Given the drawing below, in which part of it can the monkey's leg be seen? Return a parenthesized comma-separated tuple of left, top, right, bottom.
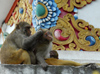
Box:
(27, 51, 36, 64)
(1, 49, 31, 64)
(19, 49, 31, 64)
(36, 52, 48, 70)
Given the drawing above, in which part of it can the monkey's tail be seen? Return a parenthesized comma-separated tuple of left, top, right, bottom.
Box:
(45, 58, 81, 66)
(46, 58, 100, 67)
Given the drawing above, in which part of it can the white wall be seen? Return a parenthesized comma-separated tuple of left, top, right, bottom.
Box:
(0, 0, 15, 26)
(78, 0, 100, 28)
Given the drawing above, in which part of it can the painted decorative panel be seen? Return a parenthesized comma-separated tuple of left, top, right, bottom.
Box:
(5, 0, 100, 51)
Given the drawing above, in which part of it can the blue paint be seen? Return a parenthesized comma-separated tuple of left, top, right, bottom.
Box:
(73, 7, 78, 13)
(80, 49, 83, 51)
(19, 8, 24, 14)
(74, 14, 78, 20)
(86, 36, 96, 46)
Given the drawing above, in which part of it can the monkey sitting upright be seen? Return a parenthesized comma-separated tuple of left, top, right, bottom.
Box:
(0, 22, 43, 64)
(24, 29, 53, 70)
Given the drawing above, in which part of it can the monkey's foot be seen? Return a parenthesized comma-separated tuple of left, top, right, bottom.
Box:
(40, 63, 48, 71)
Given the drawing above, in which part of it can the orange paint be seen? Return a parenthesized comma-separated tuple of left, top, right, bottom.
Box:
(85, 27, 88, 30)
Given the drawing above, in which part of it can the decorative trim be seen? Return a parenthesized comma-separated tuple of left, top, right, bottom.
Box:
(55, 0, 95, 12)
(32, 0, 61, 31)
(5, 0, 99, 51)
(50, 13, 100, 51)
(7, 0, 33, 25)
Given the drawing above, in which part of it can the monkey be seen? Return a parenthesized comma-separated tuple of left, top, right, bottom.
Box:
(0, 22, 43, 64)
(26, 29, 53, 70)
(50, 50, 59, 59)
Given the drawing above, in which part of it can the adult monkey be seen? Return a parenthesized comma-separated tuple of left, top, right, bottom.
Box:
(0, 22, 42, 64)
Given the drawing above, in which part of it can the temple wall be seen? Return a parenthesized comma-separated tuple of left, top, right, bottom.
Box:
(0, 64, 100, 74)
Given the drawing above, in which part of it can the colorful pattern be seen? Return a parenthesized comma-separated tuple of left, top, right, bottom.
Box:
(6, 0, 100, 51)
(32, 0, 61, 31)
(7, 0, 33, 25)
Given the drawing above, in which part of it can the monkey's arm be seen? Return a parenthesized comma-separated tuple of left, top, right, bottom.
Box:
(36, 52, 48, 68)
(22, 30, 43, 50)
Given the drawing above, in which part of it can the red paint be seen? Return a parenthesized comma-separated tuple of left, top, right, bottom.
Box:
(12, 12, 16, 19)
(0, 28, 2, 34)
(54, 29, 69, 41)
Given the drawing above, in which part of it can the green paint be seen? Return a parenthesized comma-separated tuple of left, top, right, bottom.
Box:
(36, 4, 45, 17)
(0, 44, 2, 48)
(99, 37, 100, 40)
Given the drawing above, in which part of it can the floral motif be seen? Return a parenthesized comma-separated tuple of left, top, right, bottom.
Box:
(32, 0, 61, 31)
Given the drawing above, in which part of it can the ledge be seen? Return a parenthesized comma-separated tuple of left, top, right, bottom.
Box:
(0, 64, 100, 74)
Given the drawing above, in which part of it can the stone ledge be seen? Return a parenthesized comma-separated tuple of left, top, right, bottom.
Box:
(0, 65, 100, 74)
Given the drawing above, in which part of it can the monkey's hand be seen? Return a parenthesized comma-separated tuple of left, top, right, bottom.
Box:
(40, 63, 48, 71)
(34, 30, 43, 39)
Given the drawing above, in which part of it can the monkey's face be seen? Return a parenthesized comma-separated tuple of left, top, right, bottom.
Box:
(43, 31, 53, 41)
(50, 50, 58, 59)
(16, 22, 32, 36)
(24, 26, 31, 36)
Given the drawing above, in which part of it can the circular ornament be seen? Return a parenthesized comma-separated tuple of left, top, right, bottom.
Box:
(36, 2, 48, 19)
(32, 0, 61, 31)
